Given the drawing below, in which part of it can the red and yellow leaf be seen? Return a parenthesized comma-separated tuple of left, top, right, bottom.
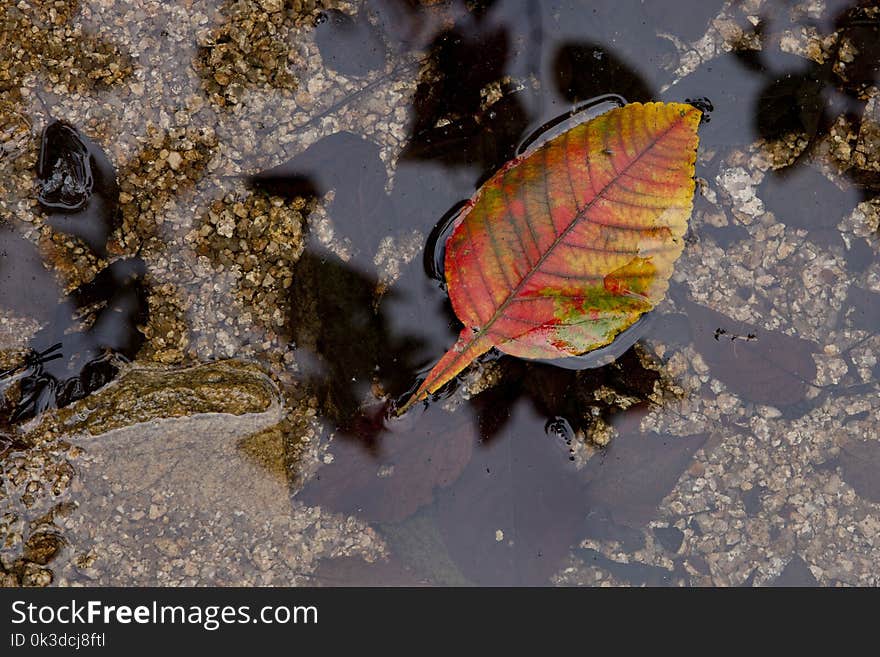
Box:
(398, 101, 701, 413)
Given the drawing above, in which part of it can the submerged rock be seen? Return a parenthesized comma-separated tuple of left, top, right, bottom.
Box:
(0, 359, 385, 586)
(51, 359, 284, 436)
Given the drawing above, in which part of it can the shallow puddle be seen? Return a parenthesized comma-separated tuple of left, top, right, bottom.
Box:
(1, 0, 879, 586)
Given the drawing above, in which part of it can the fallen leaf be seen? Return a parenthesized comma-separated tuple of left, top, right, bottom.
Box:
(682, 299, 819, 408)
(581, 425, 707, 531)
(297, 404, 474, 523)
(759, 166, 861, 249)
(838, 439, 880, 503)
(770, 555, 819, 587)
(398, 102, 702, 412)
(844, 287, 880, 331)
(576, 548, 676, 586)
(310, 555, 428, 587)
(435, 402, 585, 585)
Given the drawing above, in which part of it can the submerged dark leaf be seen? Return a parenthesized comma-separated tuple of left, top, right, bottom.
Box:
(577, 547, 676, 586)
(838, 439, 880, 503)
(435, 403, 585, 585)
(755, 69, 826, 143)
(653, 526, 685, 553)
(771, 555, 820, 587)
(310, 555, 428, 586)
(297, 405, 474, 523)
(844, 287, 880, 331)
(468, 349, 661, 445)
(760, 166, 861, 248)
(581, 411, 707, 532)
(683, 300, 818, 408)
(402, 22, 530, 174)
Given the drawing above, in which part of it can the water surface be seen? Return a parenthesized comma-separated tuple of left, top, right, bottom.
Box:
(1, 0, 878, 586)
